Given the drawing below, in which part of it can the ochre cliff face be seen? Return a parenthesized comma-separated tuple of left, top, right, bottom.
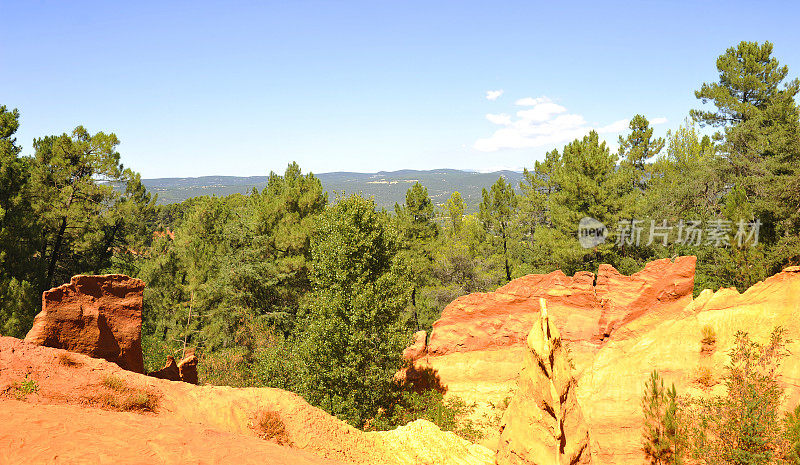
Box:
(414, 256, 696, 448)
(24, 274, 146, 373)
(413, 260, 800, 463)
(579, 265, 800, 464)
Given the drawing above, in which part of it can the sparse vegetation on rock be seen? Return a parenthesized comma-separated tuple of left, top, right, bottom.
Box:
(250, 409, 291, 445)
(10, 374, 38, 400)
(644, 327, 798, 465)
(701, 325, 717, 347)
(95, 374, 159, 413)
(642, 371, 684, 465)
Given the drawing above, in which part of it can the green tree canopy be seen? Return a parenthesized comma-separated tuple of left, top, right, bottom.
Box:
(297, 194, 411, 426)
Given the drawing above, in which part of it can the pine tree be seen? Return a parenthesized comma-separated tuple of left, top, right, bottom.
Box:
(29, 126, 130, 290)
(479, 177, 518, 282)
(0, 106, 38, 336)
(444, 191, 465, 233)
(691, 41, 800, 271)
(542, 131, 622, 272)
(642, 371, 684, 464)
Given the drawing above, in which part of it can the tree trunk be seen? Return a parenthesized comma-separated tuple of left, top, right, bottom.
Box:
(95, 220, 120, 274)
(502, 225, 511, 282)
(46, 190, 75, 289)
(45, 214, 68, 289)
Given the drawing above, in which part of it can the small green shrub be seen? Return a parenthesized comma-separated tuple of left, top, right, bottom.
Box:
(489, 395, 513, 426)
(701, 325, 717, 346)
(11, 374, 38, 399)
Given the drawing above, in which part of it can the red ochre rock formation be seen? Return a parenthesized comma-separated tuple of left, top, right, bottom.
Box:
(413, 256, 696, 449)
(579, 265, 800, 463)
(147, 350, 198, 384)
(409, 259, 800, 463)
(24, 274, 146, 373)
(427, 256, 696, 358)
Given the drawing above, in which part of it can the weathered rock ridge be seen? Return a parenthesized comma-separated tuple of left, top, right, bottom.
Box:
(427, 256, 696, 359)
(579, 265, 800, 463)
(24, 274, 146, 373)
(148, 349, 199, 384)
(412, 256, 696, 448)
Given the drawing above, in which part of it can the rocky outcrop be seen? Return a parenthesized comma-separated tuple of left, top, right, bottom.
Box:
(414, 257, 696, 448)
(496, 299, 590, 465)
(407, 259, 800, 463)
(177, 349, 198, 384)
(427, 256, 696, 359)
(24, 274, 145, 373)
(148, 349, 198, 384)
(148, 356, 181, 381)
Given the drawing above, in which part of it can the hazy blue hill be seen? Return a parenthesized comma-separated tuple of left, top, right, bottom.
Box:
(143, 169, 525, 211)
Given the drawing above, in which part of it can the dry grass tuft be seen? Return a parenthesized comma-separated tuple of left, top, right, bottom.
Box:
(57, 353, 82, 367)
(250, 409, 291, 445)
(90, 374, 159, 413)
(118, 392, 159, 412)
(695, 366, 715, 388)
(102, 374, 127, 392)
(701, 325, 717, 346)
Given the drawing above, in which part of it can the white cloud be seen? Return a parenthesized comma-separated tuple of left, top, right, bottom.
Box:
(486, 113, 513, 125)
(474, 96, 632, 152)
(515, 97, 549, 106)
(651, 117, 668, 125)
(516, 101, 567, 122)
(485, 90, 504, 101)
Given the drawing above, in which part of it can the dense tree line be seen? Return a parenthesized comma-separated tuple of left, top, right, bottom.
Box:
(1, 40, 798, 432)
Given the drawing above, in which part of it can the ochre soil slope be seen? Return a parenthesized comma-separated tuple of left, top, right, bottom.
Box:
(0, 337, 492, 465)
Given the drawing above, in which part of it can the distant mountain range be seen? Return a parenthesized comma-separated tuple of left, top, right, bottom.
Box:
(142, 169, 526, 211)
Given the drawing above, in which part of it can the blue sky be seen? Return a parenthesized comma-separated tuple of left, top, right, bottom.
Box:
(2, 0, 799, 178)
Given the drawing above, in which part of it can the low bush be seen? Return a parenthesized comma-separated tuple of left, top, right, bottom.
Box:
(700, 325, 717, 346)
(368, 389, 482, 441)
(250, 409, 290, 445)
(695, 366, 714, 387)
(11, 374, 38, 400)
